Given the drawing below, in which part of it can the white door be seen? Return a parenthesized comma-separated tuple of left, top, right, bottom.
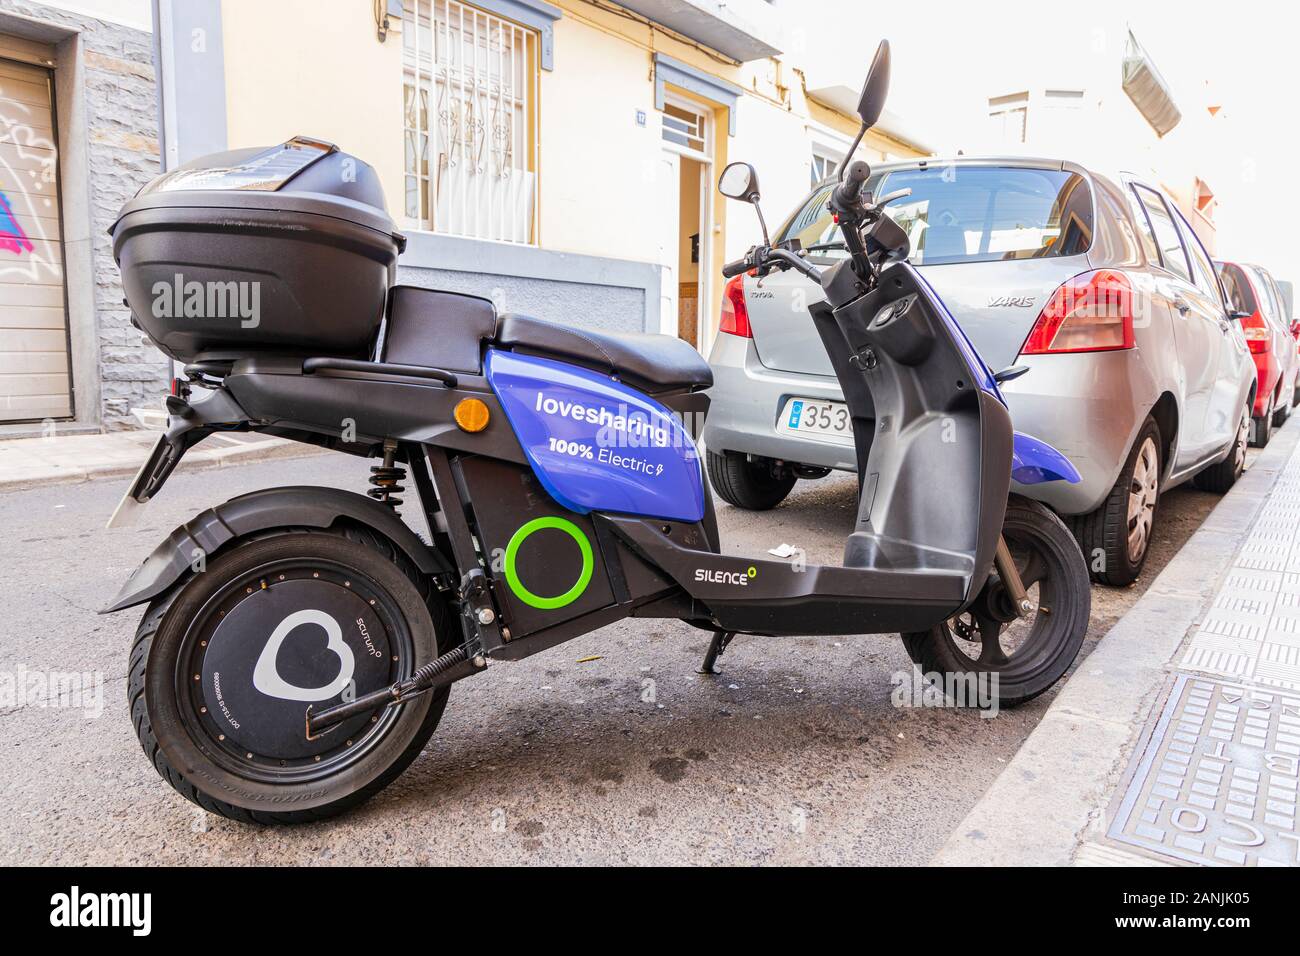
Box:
(0, 56, 69, 422)
(656, 150, 680, 337)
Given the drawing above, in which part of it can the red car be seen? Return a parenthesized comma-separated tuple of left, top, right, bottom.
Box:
(1216, 261, 1300, 447)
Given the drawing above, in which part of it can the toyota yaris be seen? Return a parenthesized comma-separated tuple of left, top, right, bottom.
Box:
(704, 158, 1257, 585)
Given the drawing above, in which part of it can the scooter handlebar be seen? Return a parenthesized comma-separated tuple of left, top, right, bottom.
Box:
(721, 257, 751, 279)
(834, 160, 871, 209)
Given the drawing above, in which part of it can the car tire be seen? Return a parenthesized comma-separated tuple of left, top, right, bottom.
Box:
(1193, 400, 1249, 494)
(1252, 391, 1274, 447)
(1071, 416, 1161, 587)
(706, 449, 796, 510)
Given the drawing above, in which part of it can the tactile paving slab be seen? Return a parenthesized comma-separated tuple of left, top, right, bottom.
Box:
(1108, 674, 1300, 866)
(1180, 465, 1300, 691)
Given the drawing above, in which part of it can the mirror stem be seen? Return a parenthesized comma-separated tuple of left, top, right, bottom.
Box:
(840, 124, 867, 179)
(754, 202, 770, 244)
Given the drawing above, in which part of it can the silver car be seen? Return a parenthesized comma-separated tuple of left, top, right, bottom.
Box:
(704, 157, 1257, 586)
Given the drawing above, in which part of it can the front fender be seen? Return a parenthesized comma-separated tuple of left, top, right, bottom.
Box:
(102, 486, 452, 613)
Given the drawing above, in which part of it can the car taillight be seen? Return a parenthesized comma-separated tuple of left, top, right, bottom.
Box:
(1020, 270, 1136, 355)
(1240, 312, 1270, 354)
(719, 273, 752, 338)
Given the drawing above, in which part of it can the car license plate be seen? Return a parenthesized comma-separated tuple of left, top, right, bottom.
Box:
(778, 398, 853, 444)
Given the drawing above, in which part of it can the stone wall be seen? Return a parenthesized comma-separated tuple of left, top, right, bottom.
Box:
(7, 1, 165, 429)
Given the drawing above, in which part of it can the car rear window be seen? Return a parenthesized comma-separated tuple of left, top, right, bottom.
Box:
(777, 165, 1094, 266)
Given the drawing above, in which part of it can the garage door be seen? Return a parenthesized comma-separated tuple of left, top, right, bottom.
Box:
(0, 54, 70, 422)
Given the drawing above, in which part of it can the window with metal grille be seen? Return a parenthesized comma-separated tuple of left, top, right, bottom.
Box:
(403, 0, 537, 243)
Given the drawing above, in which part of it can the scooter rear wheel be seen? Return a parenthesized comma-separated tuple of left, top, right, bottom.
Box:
(127, 525, 452, 823)
(901, 498, 1090, 708)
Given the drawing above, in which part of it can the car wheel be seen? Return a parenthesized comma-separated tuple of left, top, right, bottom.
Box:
(1071, 416, 1161, 587)
(705, 449, 797, 510)
(1193, 400, 1249, 494)
(1252, 391, 1274, 447)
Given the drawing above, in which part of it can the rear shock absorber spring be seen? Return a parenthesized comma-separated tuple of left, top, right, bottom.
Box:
(368, 438, 406, 514)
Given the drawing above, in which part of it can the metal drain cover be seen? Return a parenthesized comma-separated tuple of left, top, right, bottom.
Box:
(1108, 673, 1300, 866)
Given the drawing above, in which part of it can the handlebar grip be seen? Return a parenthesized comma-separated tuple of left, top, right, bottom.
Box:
(721, 258, 750, 279)
(834, 160, 871, 206)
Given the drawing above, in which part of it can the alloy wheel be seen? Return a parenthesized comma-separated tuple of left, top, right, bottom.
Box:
(1233, 411, 1249, 474)
(1127, 437, 1159, 564)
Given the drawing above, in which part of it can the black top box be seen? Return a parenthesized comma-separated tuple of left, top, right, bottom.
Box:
(111, 137, 405, 363)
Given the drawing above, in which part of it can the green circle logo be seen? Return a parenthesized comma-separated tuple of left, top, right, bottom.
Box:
(503, 517, 594, 610)
(747, 566, 757, 579)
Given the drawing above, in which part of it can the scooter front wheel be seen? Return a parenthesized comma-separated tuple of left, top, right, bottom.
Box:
(127, 525, 452, 823)
(901, 498, 1090, 708)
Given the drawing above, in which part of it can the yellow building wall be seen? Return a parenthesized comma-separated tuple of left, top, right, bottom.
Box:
(214, 0, 924, 334)
(220, 0, 406, 213)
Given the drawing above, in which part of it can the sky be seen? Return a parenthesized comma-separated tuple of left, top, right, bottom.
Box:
(785, 0, 1300, 291)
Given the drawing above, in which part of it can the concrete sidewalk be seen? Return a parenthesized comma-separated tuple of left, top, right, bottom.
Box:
(935, 422, 1300, 867)
(0, 427, 323, 493)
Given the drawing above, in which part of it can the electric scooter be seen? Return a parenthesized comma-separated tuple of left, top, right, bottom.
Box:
(103, 41, 1090, 822)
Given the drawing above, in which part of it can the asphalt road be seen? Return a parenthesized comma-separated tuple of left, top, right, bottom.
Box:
(0, 447, 1238, 864)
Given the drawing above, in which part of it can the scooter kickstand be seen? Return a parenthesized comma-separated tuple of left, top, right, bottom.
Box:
(699, 630, 736, 675)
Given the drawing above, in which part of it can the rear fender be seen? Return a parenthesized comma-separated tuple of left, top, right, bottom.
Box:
(102, 486, 452, 613)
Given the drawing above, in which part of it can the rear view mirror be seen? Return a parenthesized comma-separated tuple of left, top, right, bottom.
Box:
(719, 162, 760, 203)
(857, 40, 891, 128)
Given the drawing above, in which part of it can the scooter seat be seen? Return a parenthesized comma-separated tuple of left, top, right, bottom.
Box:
(496, 313, 712, 393)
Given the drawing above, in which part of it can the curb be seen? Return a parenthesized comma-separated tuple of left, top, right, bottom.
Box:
(931, 421, 1300, 866)
(0, 433, 325, 494)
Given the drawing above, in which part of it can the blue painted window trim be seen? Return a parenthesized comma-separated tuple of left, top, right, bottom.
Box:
(653, 52, 742, 136)
(471, 0, 561, 71)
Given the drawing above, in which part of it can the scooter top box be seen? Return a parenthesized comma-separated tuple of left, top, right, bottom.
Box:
(111, 137, 406, 363)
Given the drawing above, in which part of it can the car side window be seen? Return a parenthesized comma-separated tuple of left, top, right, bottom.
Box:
(1172, 206, 1223, 303)
(1251, 267, 1282, 323)
(1132, 185, 1191, 283)
(1126, 189, 1161, 265)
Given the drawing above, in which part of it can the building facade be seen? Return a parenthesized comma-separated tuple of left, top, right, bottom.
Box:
(0, 0, 163, 432)
(976, 23, 1221, 253)
(157, 0, 924, 362)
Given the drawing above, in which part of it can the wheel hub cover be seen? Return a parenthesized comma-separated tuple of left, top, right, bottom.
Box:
(200, 579, 393, 760)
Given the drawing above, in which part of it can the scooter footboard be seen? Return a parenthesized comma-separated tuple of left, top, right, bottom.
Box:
(605, 515, 966, 635)
(830, 263, 1013, 603)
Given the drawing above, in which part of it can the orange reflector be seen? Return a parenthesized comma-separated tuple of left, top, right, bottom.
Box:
(454, 398, 490, 432)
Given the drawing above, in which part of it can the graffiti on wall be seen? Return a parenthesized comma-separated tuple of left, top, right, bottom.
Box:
(0, 82, 62, 283)
(0, 192, 33, 256)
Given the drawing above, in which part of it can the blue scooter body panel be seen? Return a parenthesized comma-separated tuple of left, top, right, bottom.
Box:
(1012, 431, 1082, 485)
(485, 349, 706, 522)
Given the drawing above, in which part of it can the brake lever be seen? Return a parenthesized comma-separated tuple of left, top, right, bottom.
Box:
(873, 187, 912, 208)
